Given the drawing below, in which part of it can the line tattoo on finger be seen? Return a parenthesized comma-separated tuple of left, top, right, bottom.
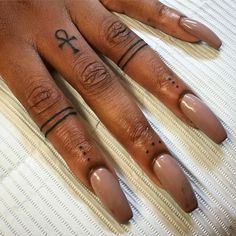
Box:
(40, 106, 77, 137)
(55, 29, 79, 54)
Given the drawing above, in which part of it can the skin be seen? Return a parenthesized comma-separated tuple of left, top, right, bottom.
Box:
(0, 0, 226, 223)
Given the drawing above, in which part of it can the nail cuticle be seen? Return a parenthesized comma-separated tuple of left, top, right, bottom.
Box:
(178, 91, 196, 107)
(151, 152, 169, 166)
(89, 164, 108, 181)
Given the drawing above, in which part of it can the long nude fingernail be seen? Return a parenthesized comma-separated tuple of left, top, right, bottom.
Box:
(90, 167, 133, 223)
(153, 154, 197, 212)
(179, 17, 222, 49)
(180, 94, 227, 143)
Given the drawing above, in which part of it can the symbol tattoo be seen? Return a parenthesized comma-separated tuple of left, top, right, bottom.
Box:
(55, 29, 79, 54)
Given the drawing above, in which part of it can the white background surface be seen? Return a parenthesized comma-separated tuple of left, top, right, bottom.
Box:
(0, 0, 236, 235)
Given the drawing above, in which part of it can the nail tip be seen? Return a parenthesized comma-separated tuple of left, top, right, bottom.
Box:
(118, 210, 133, 224)
(179, 185, 198, 213)
(215, 131, 227, 144)
(215, 40, 222, 50)
(184, 200, 198, 213)
(211, 38, 222, 50)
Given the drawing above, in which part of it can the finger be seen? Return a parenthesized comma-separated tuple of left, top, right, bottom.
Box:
(36, 17, 197, 212)
(0, 43, 132, 223)
(100, 0, 222, 49)
(67, 0, 227, 144)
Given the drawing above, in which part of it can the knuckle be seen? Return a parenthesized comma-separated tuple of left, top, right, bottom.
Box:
(156, 3, 168, 17)
(79, 61, 112, 94)
(59, 128, 93, 165)
(26, 79, 62, 115)
(149, 56, 171, 91)
(102, 18, 132, 47)
(129, 122, 150, 144)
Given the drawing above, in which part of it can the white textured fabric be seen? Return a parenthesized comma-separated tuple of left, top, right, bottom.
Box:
(0, 0, 236, 235)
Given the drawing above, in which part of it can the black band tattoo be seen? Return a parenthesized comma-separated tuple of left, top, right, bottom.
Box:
(40, 106, 73, 131)
(117, 39, 143, 66)
(117, 39, 148, 70)
(55, 29, 79, 54)
(40, 107, 77, 137)
(44, 112, 77, 138)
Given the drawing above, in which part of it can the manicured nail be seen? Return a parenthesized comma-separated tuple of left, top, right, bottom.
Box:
(90, 168, 133, 223)
(179, 17, 222, 49)
(153, 154, 197, 212)
(180, 94, 227, 143)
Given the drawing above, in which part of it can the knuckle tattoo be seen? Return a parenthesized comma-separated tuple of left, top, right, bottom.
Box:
(103, 19, 132, 47)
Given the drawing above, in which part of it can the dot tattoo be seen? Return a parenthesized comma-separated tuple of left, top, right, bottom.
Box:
(55, 29, 79, 54)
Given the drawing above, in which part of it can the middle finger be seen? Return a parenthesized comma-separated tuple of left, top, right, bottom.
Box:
(36, 8, 197, 211)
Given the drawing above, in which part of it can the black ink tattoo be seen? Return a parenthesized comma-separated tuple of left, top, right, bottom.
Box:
(40, 106, 73, 132)
(116, 39, 148, 70)
(44, 111, 77, 137)
(55, 29, 79, 54)
(40, 106, 77, 137)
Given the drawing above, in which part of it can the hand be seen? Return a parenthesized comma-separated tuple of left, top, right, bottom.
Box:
(0, 0, 226, 223)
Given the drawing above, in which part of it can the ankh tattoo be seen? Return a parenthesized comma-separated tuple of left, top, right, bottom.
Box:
(55, 29, 79, 54)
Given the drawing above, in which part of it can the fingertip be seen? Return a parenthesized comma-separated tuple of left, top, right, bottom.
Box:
(90, 167, 133, 224)
(179, 17, 222, 49)
(180, 94, 227, 144)
(153, 154, 198, 212)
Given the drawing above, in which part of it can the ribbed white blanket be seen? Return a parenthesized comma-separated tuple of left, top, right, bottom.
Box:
(0, 0, 235, 235)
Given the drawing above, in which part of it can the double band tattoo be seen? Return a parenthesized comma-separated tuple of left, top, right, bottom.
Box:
(55, 29, 79, 54)
(117, 39, 148, 70)
(40, 106, 77, 137)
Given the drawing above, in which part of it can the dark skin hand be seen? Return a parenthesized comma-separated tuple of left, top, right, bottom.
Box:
(0, 0, 227, 223)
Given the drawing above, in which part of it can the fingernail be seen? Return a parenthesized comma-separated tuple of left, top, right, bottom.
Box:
(153, 154, 197, 212)
(180, 94, 227, 143)
(179, 17, 222, 49)
(90, 168, 133, 223)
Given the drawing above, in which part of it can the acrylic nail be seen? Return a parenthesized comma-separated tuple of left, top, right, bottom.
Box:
(90, 167, 133, 223)
(153, 154, 198, 212)
(180, 94, 227, 143)
(179, 17, 222, 49)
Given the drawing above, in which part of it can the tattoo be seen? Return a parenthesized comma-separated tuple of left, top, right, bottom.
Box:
(40, 106, 77, 137)
(44, 111, 77, 137)
(55, 29, 79, 54)
(117, 39, 148, 70)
